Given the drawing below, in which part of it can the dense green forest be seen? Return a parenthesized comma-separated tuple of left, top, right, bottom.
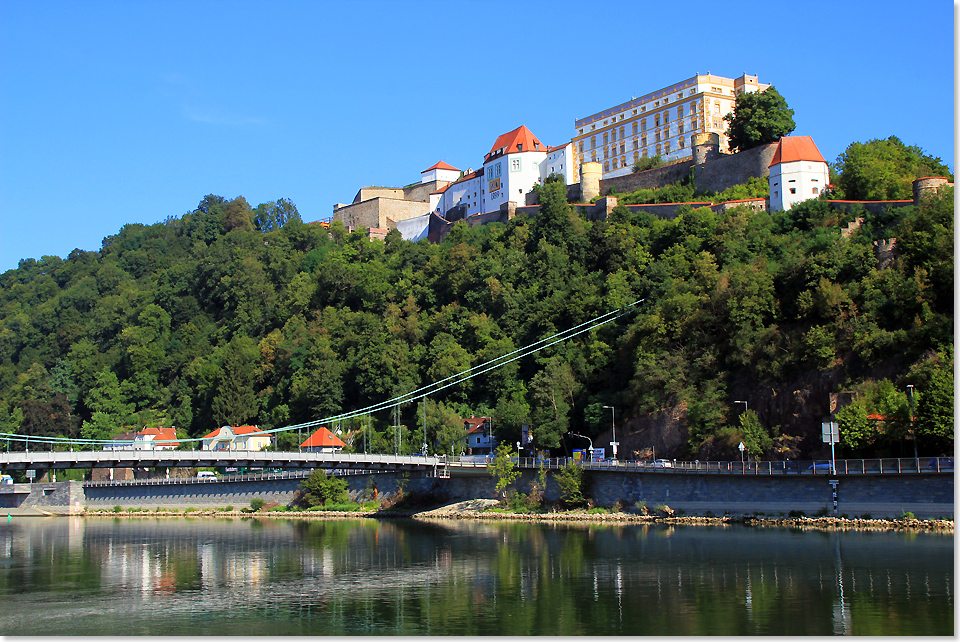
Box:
(0, 141, 953, 461)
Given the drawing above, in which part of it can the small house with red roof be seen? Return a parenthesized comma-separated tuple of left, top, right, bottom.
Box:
(300, 426, 346, 453)
(463, 416, 496, 455)
(201, 425, 273, 451)
(133, 426, 180, 450)
(768, 136, 830, 212)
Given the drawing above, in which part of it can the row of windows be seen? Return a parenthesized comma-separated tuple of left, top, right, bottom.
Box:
(577, 88, 699, 134)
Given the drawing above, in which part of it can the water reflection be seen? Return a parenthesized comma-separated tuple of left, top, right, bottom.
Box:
(0, 517, 952, 636)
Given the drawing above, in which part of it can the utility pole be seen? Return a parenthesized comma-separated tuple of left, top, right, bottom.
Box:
(603, 405, 618, 462)
(907, 385, 917, 467)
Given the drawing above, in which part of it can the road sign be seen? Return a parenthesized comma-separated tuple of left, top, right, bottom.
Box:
(821, 422, 839, 444)
(25, 470, 35, 479)
(738, 442, 745, 452)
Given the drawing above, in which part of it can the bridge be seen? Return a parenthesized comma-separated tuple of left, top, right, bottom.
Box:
(0, 448, 951, 479)
(0, 450, 445, 474)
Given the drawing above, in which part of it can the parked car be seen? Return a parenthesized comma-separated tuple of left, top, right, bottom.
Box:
(196, 471, 217, 480)
(651, 459, 673, 468)
(808, 461, 832, 472)
(0, 474, 12, 485)
(928, 457, 954, 471)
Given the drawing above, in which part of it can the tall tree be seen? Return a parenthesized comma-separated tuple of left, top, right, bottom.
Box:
(833, 136, 952, 200)
(723, 86, 795, 153)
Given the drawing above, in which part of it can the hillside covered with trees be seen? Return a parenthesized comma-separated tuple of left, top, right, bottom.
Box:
(0, 139, 953, 462)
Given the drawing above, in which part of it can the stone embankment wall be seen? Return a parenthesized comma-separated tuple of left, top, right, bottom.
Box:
(71, 470, 953, 519)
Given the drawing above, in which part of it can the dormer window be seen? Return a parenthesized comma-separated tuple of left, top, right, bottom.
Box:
(534, 142, 540, 150)
(517, 143, 522, 152)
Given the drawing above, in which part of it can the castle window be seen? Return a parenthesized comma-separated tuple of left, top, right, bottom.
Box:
(690, 102, 697, 112)
(789, 188, 796, 194)
(679, 137, 685, 149)
(632, 122, 638, 134)
(642, 149, 648, 157)
(641, 119, 647, 131)
(665, 141, 671, 154)
(656, 144, 661, 155)
(603, 132, 608, 144)
(655, 115, 661, 127)
(641, 135, 647, 147)
(591, 136, 596, 148)
(591, 151, 597, 161)
(611, 130, 616, 142)
(620, 126, 625, 139)
(633, 137, 638, 149)
(604, 161, 609, 172)
(678, 105, 684, 118)
(620, 142, 625, 154)
(678, 122, 684, 134)
(620, 156, 626, 167)
(633, 151, 639, 162)
(578, 141, 584, 152)
(663, 111, 670, 123)
(812, 187, 819, 194)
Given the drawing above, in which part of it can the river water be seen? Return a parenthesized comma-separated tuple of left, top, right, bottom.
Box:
(0, 517, 952, 636)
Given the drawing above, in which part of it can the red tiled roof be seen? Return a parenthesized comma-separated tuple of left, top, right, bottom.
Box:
(546, 144, 568, 153)
(300, 426, 346, 449)
(201, 425, 270, 439)
(137, 426, 179, 447)
(423, 161, 459, 173)
(485, 126, 545, 162)
(430, 184, 452, 195)
(769, 136, 827, 167)
(463, 416, 490, 434)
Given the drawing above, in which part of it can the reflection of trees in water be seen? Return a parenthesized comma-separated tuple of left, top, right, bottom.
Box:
(0, 519, 952, 635)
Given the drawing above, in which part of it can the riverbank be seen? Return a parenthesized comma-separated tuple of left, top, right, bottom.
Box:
(77, 499, 953, 532)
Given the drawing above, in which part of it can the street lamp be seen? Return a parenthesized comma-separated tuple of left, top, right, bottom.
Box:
(602, 405, 618, 463)
(734, 400, 748, 413)
(907, 385, 917, 465)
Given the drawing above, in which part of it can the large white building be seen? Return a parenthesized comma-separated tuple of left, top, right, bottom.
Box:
(572, 73, 770, 179)
(767, 136, 830, 212)
(432, 125, 576, 219)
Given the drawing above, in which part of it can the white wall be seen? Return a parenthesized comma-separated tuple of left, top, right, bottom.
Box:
(396, 213, 430, 242)
(769, 160, 830, 211)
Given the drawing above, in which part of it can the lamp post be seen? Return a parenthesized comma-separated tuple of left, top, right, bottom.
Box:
(907, 385, 917, 467)
(602, 405, 618, 463)
(568, 432, 594, 462)
(734, 400, 748, 413)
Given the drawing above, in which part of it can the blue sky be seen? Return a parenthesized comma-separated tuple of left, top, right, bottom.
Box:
(0, 0, 954, 273)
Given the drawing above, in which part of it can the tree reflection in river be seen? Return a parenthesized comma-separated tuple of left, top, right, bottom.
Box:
(0, 517, 952, 635)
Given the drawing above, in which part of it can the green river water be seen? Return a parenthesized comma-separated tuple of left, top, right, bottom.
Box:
(0, 516, 952, 635)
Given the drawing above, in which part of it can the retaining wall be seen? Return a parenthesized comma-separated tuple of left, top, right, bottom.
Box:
(71, 470, 954, 519)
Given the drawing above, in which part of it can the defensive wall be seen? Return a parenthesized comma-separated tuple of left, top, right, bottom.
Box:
(5, 470, 951, 519)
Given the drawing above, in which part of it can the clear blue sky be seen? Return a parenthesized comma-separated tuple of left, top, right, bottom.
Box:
(0, 0, 954, 273)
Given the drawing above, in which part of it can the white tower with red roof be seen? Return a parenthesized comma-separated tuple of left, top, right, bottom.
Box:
(768, 136, 830, 212)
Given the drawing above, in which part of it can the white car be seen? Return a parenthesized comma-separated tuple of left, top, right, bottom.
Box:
(651, 459, 673, 468)
(196, 471, 217, 480)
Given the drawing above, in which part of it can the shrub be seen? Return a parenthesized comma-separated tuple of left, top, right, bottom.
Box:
(788, 510, 805, 518)
(556, 461, 587, 508)
(587, 507, 608, 514)
(299, 470, 349, 507)
(112, 505, 122, 513)
(901, 511, 916, 520)
(250, 498, 266, 511)
(224, 505, 234, 512)
(815, 507, 830, 517)
(184, 507, 197, 513)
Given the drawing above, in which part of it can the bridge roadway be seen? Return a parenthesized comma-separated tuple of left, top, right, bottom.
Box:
(0, 450, 445, 473)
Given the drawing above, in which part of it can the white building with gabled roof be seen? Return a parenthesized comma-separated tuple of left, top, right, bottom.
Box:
(768, 136, 830, 211)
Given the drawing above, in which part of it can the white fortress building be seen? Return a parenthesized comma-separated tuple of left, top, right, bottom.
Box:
(572, 73, 770, 178)
(767, 136, 830, 212)
(334, 125, 575, 241)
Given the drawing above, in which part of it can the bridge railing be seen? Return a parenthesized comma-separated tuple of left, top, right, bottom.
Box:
(445, 456, 953, 475)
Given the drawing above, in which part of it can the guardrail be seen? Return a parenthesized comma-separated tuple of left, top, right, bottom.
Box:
(444, 455, 954, 475)
(82, 468, 371, 488)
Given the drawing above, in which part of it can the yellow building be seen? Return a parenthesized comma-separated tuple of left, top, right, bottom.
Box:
(572, 73, 770, 178)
